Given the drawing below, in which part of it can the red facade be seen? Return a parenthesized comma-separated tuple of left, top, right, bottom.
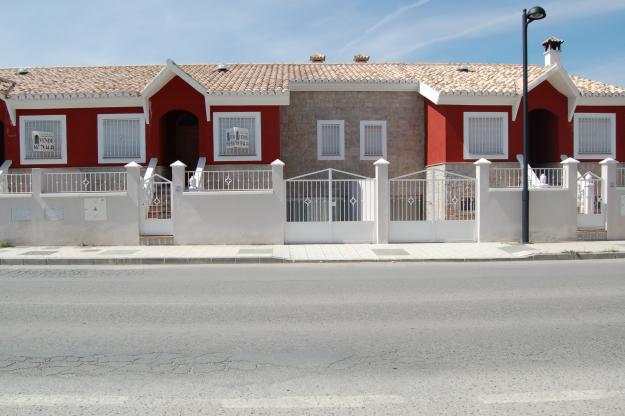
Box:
(2, 76, 281, 168)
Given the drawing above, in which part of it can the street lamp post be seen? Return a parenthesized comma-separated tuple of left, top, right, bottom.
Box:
(522, 6, 546, 243)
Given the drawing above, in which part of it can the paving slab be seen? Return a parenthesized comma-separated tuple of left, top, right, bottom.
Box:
(0, 241, 624, 266)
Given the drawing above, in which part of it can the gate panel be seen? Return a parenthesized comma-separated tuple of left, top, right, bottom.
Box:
(389, 169, 476, 242)
(141, 174, 173, 235)
(285, 169, 375, 243)
(577, 172, 605, 229)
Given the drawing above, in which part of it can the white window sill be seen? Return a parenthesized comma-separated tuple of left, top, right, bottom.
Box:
(574, 153, 615, 160)
(20, 159, 67, 165)
(318, 156, 344, 161)
(214, 155, 262, 162)
(464, 154, 508, 160)
(98, 157, 145, 164)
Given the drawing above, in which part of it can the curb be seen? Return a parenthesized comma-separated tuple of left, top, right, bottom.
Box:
(1, 251, 625, 266)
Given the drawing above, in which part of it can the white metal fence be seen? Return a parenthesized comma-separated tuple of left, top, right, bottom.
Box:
(617, 166, 625, 188)
(43, 171, 127, 193)
(286, 169, 375, 222)
(144, 174, 171, 220)
(577, 172, 602, 216)
(490, 167, 564, 188)
(186, 169, 272, 191)
(0, 173, 32, 194)
(390, 171, 475, 221)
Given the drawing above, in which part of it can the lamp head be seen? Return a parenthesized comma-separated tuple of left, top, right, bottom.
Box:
(527, 6, 546, 21)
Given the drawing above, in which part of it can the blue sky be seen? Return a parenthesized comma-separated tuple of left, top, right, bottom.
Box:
(2, 0, 625, 86)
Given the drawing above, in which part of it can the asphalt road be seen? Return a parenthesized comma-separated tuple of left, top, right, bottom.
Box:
(1, 260, 625, 415)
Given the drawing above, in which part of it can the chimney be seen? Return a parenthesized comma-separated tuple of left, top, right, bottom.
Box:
(309, 53, 326, 63)
(542, 37, 564, 66)
(353, 54, 370, 63)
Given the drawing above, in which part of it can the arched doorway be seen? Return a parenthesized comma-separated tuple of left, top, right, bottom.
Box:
(159, 110, 199, 167)
(0, 121, 4, 163)
(528, 109, 559, 165)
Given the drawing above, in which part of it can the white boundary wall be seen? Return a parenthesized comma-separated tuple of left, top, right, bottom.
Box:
(602, 159, 625, 240)
(0, 166, 140, 245)
(170, 160, 285, 245)
(475, 158, 579, 242)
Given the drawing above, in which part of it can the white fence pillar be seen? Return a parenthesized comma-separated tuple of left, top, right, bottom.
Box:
(31, 168, 42, 198)
(374, 158, 390, 244)
(271, 160, 287, 244)
(474, 158, 491, 243)
(600, 158, 619, 239)
(125, 162, 142, 229)
(170, 160, 186, 227)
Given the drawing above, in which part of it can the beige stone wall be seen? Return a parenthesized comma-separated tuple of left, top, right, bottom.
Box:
(280, 91, 424, 178)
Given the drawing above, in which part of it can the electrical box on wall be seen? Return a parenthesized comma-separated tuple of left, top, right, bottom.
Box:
(84, 198, 107, 221)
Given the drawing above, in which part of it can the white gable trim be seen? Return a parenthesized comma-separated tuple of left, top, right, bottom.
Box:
(141, 59, 210, 123)
(0, 96, 16, 126)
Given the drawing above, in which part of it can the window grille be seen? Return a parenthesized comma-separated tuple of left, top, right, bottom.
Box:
(576, 114, 614, 156)
(360, 121, 386, 159)
(465, 113, 506, 157)
(101, 118, 142, 159)
(218, 116, 257, 156)
(22, 117, 65, 161)
(318, 121, 344, 159)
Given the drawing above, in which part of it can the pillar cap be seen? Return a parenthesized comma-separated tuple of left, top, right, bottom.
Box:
(473, 158, 492, 165)
(599, 157, 618, 165)
(124, 161, 141, 168)
(373, 158, 390, 166)
(271, 159, 285, 166)
(560, 157, 580, 165)
(170, 160, 187, 168)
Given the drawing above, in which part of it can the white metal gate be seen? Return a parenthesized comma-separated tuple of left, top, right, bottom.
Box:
(577, 171, 605, 229)
(285, 169, 375, 243)
(389, 169, 476, 242)
(141, 173, 173, 235)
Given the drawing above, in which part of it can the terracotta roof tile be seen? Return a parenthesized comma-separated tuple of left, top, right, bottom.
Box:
(0, 62, 623, 98)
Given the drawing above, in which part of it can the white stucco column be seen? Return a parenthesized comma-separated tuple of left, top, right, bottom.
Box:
(600, 158, 618, 239)
(560, 157, 580, 193)
(125, 162, 142, 231)
(31, 168, 42, 198)
(374, 158, 390, 244)
(271, 159, 287, 244)
(474, 158, 491, 243)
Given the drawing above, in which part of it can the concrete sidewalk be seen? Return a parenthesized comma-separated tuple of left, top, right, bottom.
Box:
(1, 240, 625, 265)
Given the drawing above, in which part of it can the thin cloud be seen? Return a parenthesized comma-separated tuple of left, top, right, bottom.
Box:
(339, 0, 432, 54)
(372, 0, 625, 60)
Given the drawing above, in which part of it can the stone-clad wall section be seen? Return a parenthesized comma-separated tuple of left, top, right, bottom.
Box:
(280, 91, 424, 178)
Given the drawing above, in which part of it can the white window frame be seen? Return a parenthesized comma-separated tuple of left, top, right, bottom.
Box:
(463, 112, 509, 160)
(317, 120, 345, 160)
(97, 113, 146, 164)
(573, 113, 616, 160)
(360, 120, 387, 160)
(19, 115, 67, 165)
(213, 112, 262, 162)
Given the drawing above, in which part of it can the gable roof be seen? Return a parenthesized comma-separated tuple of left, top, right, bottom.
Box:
(1, 62, 624, 99)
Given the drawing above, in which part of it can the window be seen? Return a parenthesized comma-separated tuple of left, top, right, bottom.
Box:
(97, 114, 146, 164)
(317, 120, 344, 160)
(574, 113, 616, 159)
(463, 112, 508, 160)
(360, 121, 387, 160)
(213, 112, 262, 161)
(19, 115, 67, 164)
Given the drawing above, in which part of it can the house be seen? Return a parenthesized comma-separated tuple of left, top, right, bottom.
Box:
(1, 38, 625, 245)
(1, 38, 624, 179)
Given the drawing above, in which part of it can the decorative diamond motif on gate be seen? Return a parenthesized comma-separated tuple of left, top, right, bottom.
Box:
(81, 178, 90, 187)
(450, 195, 459, 205)
(407, 196, 416, 205)
(349, 196, 357, 206)
(303, 197, 312, 206)
(152, 197, 161, 206)
(224, 176, 233, 186)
